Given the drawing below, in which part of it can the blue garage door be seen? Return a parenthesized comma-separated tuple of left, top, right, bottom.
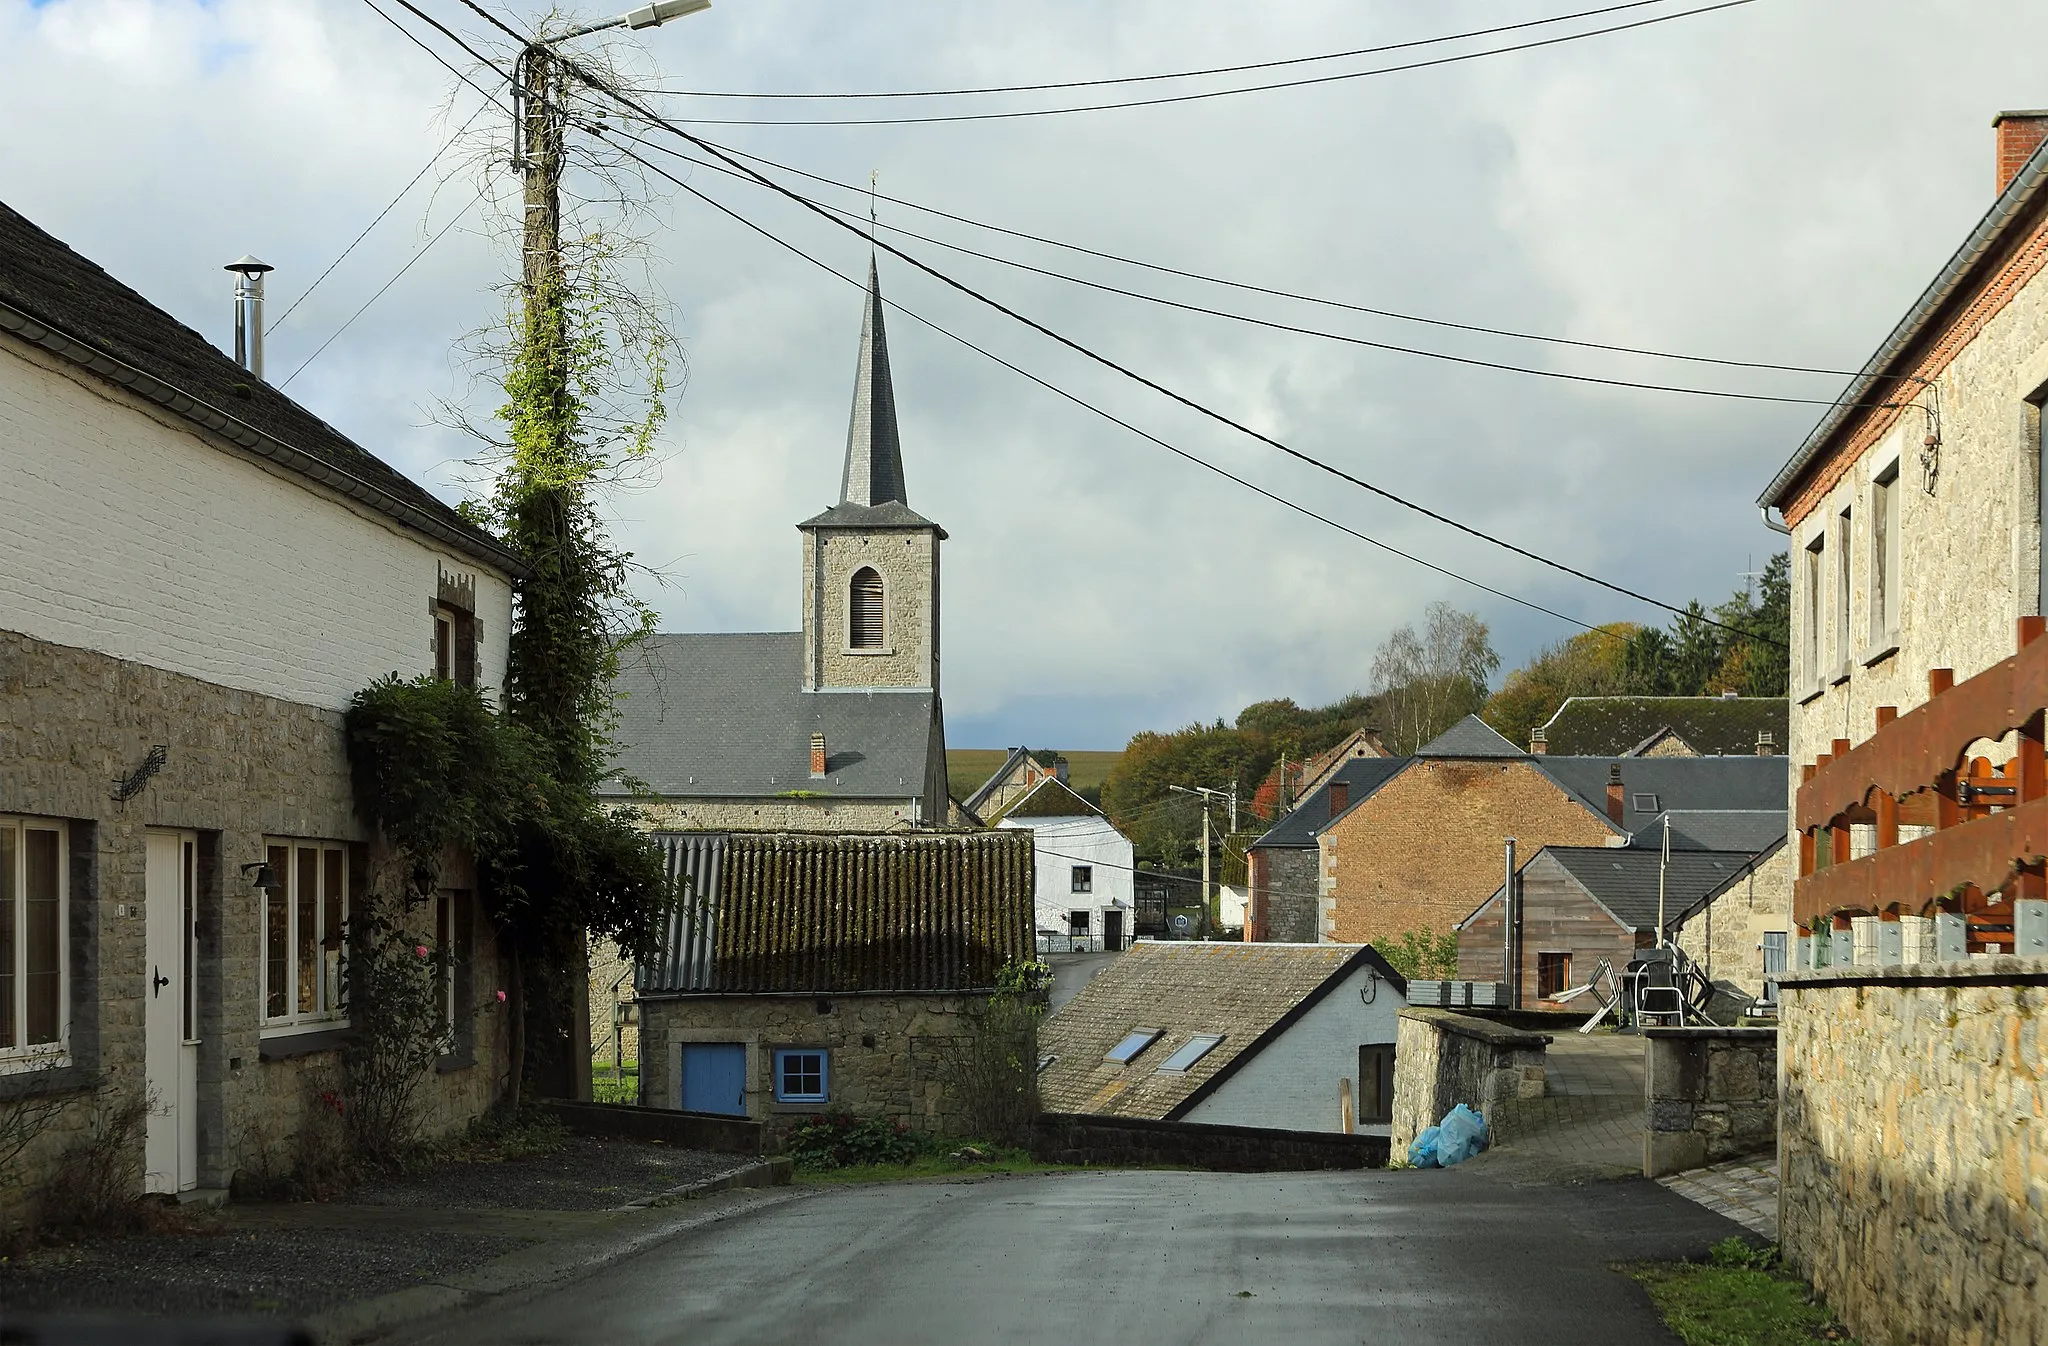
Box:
(679, 1042, 747, 1116)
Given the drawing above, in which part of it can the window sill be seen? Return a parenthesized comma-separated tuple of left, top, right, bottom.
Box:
(1798, 683, 1826, 706)
(1829, 665, 1853, 688)
(769, 1099, 828, 1112)
(258, 1026, 352, 1061)
(1861, 638, 1900, 668)
(839, 647, 896, 657)
(0, 1062, 94, 1101)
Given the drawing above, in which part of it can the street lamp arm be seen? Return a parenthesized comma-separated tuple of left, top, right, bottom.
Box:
(543, 0, 709, 46)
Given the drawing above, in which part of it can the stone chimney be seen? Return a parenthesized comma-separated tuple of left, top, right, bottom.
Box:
(1756, 729, 1776, 756)
(1328, 781, 1350, 819)
(1529, 726, 1548, 755)
(1995, 111, 2048, 195)
(1606, 763, 1625, 826)
(810, 731, 828, 778)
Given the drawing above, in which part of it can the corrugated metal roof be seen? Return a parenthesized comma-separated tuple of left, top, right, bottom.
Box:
(639, 830, 1034, 996)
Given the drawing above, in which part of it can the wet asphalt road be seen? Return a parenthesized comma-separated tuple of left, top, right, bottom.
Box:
(401, 1162, 1742, 1346)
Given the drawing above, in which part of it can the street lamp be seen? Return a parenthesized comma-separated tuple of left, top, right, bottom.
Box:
(546, 0, 710, 46)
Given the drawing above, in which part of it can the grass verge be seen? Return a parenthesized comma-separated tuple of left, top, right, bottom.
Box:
(1629, 1239, 1856, 1345)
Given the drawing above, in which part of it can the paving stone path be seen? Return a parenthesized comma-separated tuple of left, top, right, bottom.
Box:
(1657, 1157, 1779, 1239)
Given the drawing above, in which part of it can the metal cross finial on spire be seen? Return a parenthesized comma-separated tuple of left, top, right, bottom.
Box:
(868, 170, 878, 255)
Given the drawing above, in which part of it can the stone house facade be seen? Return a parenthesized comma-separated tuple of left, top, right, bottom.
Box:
(1758, 113, 2048, 1345)
(1245, 756, 1405, 944)
(634, 830, 1032, 1144)
(602, 262, 949, 835)
(0, 199, 517, 1221)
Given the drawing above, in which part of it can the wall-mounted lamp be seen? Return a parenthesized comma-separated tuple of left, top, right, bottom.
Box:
(241, 861, 282, 894)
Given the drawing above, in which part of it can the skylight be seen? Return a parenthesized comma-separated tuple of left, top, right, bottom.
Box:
(1106, 1028, 1162, 1064)
(1157, 1034, 1225, 1073)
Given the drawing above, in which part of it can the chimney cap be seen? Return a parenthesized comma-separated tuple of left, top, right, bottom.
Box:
(1993, 110, 2048, 126)
(224, 254, 274, 276)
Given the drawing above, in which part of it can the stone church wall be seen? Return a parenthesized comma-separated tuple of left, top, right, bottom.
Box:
(802, 528, 940, 692)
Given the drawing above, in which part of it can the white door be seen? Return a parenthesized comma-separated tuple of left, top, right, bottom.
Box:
(143, 830, 199, 1193)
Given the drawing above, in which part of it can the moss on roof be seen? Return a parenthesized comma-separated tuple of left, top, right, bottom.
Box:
(987, 776, 1100, 822)
(1538, 697, 1788, 757)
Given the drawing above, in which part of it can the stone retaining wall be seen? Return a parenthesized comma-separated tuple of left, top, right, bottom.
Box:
(1778, 960, 2048, 1346)
(1642, 1026, 1777, 1177)
(1030, 1113, 1387, 1171)
(1390, 1008, 1549, 1155)
(540, 1100, 762, 1155)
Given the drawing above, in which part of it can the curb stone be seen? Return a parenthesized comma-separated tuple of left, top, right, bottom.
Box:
(304, 1161, 800, 1345)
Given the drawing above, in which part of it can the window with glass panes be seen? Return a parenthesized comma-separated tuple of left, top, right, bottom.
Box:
(0, 817, 67, 1062)
(262, 841, 349, 1030)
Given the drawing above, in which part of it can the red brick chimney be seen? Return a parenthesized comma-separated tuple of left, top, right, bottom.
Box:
(1996, 111, 2048, 195)
(810, 731, 828, 778)
(1605, 763, 1625, 826)
(1327, 781, 1350, 819)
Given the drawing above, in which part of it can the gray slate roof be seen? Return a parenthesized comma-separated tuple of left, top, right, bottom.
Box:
(1542, 847, 1773, 931)
(0, 198, 517, 575)
(1252, 756, 1409, 849)
(1626, 810, 1789, 853)
(1533, 755, 1787, 836)
(1416, 714, 1525, 759)
(602, 632, 937, 799)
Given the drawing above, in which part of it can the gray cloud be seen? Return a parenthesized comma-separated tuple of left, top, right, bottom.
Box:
(4, 0, 2038, 747)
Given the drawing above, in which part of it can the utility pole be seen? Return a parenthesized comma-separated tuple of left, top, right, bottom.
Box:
(1171, 783, 1237, 937)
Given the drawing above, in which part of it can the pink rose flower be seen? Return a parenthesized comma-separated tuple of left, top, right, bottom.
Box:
(495, 990, 508, 1003)
(416, 945, 429, 958)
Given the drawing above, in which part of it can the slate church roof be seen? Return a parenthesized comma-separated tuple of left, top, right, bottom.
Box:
(0, 198, 518, 574)
(1415, 714, 1525, 759)
(602, 633, 937, 799)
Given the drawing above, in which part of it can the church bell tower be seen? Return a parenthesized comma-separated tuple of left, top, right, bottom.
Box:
(798, 260, 945, 694)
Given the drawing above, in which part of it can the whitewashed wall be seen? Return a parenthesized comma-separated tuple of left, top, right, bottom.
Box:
(997, 813, 1135, 939)
(0, 336, 512, 711)
(1180, 956, 1405, 1135)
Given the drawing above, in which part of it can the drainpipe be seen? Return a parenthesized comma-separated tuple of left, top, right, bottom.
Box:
(1503, 837, 1517, 1007)
(1760, 505, 1791, 536)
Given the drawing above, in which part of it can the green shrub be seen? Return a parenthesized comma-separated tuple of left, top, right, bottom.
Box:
(783, 1113, 921, 1170)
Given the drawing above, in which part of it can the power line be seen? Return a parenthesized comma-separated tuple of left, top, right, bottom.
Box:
(365, 3, 1787, 653)
(631, 0, 1760, 127)
(602, 138, 1623, 638)
(642, 0, 1688, 101)
(268, 91, 501, 335)
(660, 137, 1890, 383)
(561, 66, 1790, 647)
(277, 185, 487, 389)
(615, 129, 1856, 407)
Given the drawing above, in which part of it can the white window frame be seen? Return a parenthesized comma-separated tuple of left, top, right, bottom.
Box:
(1832, 506, 1853, 684)
(1801, 534, 1825, 699)
(1157, 1033, 1224, 1074)
(1866, 462, 1901, 661)
(0, 816, 69, 1070)
(259, 840, 350, 1036)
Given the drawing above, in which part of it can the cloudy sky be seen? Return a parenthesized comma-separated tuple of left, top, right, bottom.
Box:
(3, 0, 2041, 747)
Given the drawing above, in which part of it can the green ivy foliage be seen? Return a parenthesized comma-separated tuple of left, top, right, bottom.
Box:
(344, 676, 670, 964)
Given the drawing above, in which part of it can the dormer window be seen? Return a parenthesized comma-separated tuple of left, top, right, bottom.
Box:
(849, 567, 885, 649)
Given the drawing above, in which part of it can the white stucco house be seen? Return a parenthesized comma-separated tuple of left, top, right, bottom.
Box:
(992, 777, 1136, 952)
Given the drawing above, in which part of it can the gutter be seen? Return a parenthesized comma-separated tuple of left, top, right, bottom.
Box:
(0, 297, 528, 579)
(1758, 133, 2048, 511)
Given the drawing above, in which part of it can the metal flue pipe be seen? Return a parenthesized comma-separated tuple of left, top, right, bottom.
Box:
(225, 255, 274, 381)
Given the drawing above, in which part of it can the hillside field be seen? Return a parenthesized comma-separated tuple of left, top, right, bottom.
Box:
(947, 749, 1121, 798)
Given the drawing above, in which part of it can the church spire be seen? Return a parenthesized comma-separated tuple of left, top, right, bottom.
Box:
(839, 258, 907, 507)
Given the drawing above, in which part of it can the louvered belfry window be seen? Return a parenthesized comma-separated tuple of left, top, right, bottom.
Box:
(849, 567, 885, 648)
